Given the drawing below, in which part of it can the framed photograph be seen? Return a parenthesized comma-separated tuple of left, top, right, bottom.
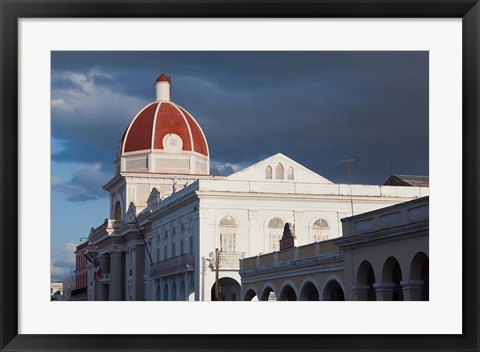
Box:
(1, 1, 478, 351)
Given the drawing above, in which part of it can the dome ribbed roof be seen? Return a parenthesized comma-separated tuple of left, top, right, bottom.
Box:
(122, 101, 209, 157)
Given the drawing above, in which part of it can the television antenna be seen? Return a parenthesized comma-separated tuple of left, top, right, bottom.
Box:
(340, 159, 355, 216)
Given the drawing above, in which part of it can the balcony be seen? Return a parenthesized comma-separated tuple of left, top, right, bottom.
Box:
(208, 251, 245, 271)
(150, 253, 195, 277)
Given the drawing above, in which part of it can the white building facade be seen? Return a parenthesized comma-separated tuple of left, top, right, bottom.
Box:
(83, 74, 429, 301)
(239, 196, 429, 301)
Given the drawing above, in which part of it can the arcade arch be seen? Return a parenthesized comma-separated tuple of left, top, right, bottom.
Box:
(299, 281, 320, 301)
(356, 260, 376, 301)
(323, 279, 345, 301)
(409, 252, 429, 300)
(211, 277, 240, 301)
(381, 256, 403, 301)
(243, 288, 259, 301)
(260, 285, 277, 301)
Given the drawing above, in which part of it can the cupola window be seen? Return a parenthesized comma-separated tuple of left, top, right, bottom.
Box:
(275, 163, 284, 180)
(265, 166, 272, 179)
(287, 166, 294, 180)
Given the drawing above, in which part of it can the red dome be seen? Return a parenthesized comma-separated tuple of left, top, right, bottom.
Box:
(155, 74, 170, 83)
(122, 101, 209, 157)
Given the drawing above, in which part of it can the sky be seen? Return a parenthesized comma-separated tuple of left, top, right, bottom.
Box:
(50, 51, 429, 280)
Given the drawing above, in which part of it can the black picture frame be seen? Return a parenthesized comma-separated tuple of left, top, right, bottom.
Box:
(1, 1, 478, 351)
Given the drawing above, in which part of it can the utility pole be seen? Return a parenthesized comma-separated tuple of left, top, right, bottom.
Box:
(341, 159, 355, 216)
(215, 248, 220, 301)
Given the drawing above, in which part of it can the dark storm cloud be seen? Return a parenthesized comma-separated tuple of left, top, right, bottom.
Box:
(51, 51, 428, 188)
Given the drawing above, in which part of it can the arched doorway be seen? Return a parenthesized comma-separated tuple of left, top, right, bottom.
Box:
(279, 285, 297, 301)
(356, 260, 376, 301)
(381, 257, 403, 301)
(323, 280, 345, 301)
(260, 286, 277, 301)
(299, 282, 320, 301)
(409, 252, 429, 301)
(243, 289, 259, 301)
(211, 277, 240, 301)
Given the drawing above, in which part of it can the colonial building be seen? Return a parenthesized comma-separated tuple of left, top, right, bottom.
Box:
(239, 196, 429, 301)
(80, 74, 429, 301)
(71, 241, 88, 301)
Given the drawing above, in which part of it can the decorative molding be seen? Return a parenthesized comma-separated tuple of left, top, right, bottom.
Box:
(147, 187, 161, 208)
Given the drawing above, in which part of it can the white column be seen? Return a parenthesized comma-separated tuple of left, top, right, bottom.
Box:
(373, 283, 396, 301)
(110, 251, 124, 301)
(293, 210, 304, 244)
(248, 210, 259, 255)
(135, 244, 145, 300)
(401, 280, 424, 301)
(351, 285, 371, 301)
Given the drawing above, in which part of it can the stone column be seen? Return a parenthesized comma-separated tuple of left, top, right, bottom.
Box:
(184, 272, 189, 301)
(293, 210, 304, 244)
(99, 254, 110, 274)
(373, 283, 396, 301)
(110, 251, 125, 301)
(97, 254, 110, 301)
(401, 280, 424, 301)
(352, 285, 370, 301)
(97, 282, 106, 301)
(135, 244, 145, 300)
(248, 210, 259, 254)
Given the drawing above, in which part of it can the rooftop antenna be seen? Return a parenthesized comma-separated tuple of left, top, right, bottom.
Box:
(389, 161, 394, 175)
(340, 159, 355, 216)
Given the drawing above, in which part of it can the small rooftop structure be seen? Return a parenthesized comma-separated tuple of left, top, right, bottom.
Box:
(384, 175, 429, 187)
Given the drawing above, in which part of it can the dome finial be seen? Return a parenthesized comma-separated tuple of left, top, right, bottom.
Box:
(155, 73, 171, 101)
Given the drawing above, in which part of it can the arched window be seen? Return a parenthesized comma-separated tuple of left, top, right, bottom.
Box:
(180, 223, 185, 255)
(275, 163, 284, 180)
(287, 166, 294, 180)
(219, 216, 237, 252)
(189, 219, 195, 254)
(163, 229, 168, 259)
(312, 218, 330, 242)
(268, 217, 284, 252)
(265, 166, 273, 179)
(171, 227, 176, 257)
(114, 201, 121, 221)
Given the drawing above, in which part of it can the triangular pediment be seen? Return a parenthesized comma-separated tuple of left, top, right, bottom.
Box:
(225, 153, 333, 184)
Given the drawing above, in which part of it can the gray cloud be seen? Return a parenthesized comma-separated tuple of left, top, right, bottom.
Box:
(51, 163, 110, 202)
